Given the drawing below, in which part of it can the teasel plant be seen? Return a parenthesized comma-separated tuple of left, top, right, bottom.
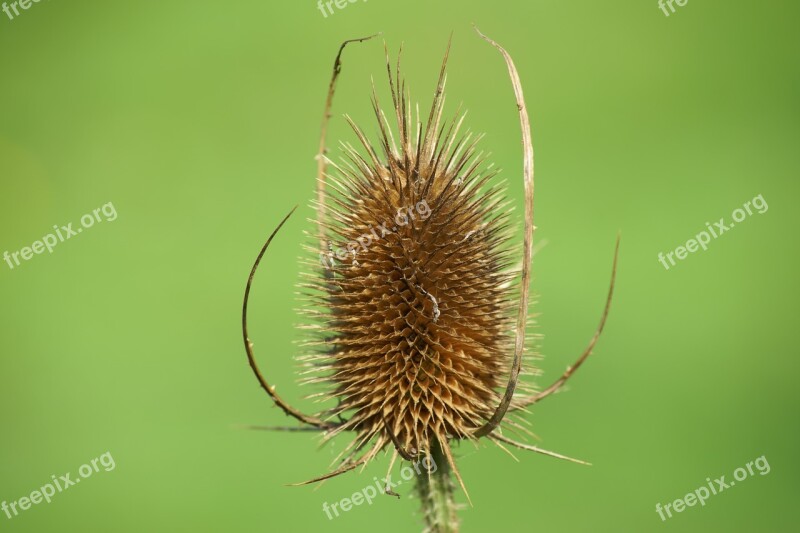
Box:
(241, 26, 619, 533)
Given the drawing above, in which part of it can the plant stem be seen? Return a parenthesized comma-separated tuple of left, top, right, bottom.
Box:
(416, 440, 459, 533)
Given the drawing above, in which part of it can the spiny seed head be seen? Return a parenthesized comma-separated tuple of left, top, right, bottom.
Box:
(298, 46, 536, 464)
(244, 35, 615, 522)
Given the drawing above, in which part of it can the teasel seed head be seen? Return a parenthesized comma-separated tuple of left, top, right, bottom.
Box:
(241, 28, 619, 532)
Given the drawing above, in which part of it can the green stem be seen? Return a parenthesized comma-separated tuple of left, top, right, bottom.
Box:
(416, 440, 459, 533)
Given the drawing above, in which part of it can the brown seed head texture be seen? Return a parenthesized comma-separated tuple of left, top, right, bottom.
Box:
(301, 44, 524, 466)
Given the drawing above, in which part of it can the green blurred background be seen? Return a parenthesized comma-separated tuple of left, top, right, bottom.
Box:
(1, 0, 798, 531)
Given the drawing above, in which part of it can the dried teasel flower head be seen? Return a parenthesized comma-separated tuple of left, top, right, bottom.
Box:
(242, 27, 619, 529)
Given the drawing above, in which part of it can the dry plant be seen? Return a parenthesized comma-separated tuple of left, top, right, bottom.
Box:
(241, 27, 620, 533)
